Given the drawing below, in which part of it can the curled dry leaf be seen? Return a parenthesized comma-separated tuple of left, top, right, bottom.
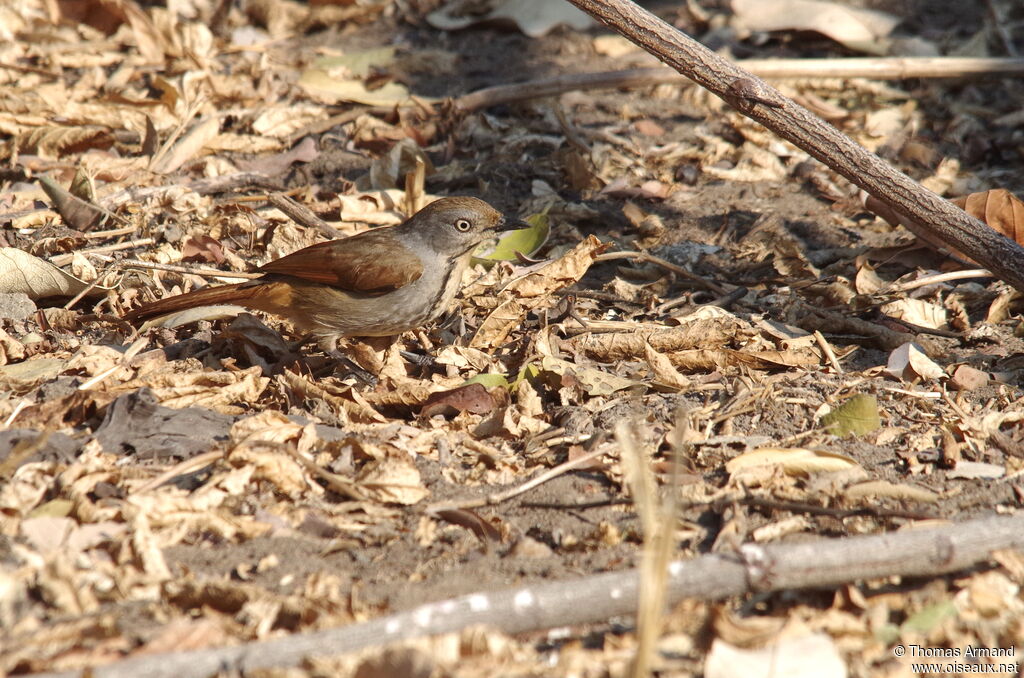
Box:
(470, 235, 606, 349)
(950, 364, 990, 391)
(356, 455, 429, 505)
(151, 117, 221, 175)
(279, 370, 386, 424)
(539, 355, 642, 397)
(844, 480, 939, 503)
(574, 318, 745, 362)
(298, 68, 412, 106)
(706, 633, 846, 678)
(0, 328, 26, 366)
(230, 410, 304, 447)
(731, 0, 901, 54)
(20, 126, 115, 159)
(880, 298, 947, 330)
(252, 105, 330, 139)
(953, 189, 1024, 251)
(643, 342, 691, 390)
(726, 447, 860, 478)
(38, 175, 105, 231)
(113, 365, 270, 414)
(885, 342, 945, 382)
(500, 234, 607, 299)
(945, 461, 1005, 480)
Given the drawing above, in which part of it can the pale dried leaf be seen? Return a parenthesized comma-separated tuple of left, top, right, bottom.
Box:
(886, 342, 946, 382)
(0, 248, 90, 299)
(726, 447, 860, 477)
(357, 456, 429, 505)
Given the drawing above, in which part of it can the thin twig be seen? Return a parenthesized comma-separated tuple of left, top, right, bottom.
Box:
(266, 193, 343, 239)
(594, 250, 726, 295)
(50, 238, 155, 267)
(454, 58, 1024, 112)
(984, 0, 1019, 57)
(888, 268, 993, 293)
(82, 225, 138, 240)
(425, 445, 610, 513)
(130, 450, 225, 495)
(63, 270, 119, 310)
(813, 330, 843, 374)
(118, 259, 263, 280)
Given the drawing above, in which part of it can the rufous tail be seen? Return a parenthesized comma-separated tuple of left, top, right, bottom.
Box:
(123, 281, 287, 323)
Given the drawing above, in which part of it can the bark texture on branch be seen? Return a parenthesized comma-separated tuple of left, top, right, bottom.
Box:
(562, 0, 1024, 292)
(30, 513, 1024, 678)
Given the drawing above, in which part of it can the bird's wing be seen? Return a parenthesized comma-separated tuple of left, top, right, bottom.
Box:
(257, 229, 423, 293)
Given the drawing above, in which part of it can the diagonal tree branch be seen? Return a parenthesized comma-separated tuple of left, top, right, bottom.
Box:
(562, 0, 1024, 293)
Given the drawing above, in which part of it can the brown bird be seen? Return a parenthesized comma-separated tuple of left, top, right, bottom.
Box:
(123, 197, 520, 346)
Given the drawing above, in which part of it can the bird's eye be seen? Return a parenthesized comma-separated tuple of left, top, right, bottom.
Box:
(454, 219, 472, 232)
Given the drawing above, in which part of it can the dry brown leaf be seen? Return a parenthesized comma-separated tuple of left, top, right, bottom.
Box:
(20, 126, 114, 159)
(953, 188, 1024, 247)
(356, 455, 429, 505)
(229, 445, 310, 497)
(706, 633, 845, 678)
(151, 117, 221, 174)
(853, 261, 886, 294)
(643, 343, 691, 390)
(573, 316, 750, 362)
(252, 105, 329, 138)
(470, 236, 606, 349)
(732, 0, 900, 54)
(279, 370, 386, 424)
(500, 235, 607, 299)
(114, 365, 269, 414)
(539, 355, 642, 397)
(420, 383, 496, 418)
(361, 378, 439, 412)
(867, 188, 1024, 265)
(0, 328, 26, 366)
(298, 69, 412, 106)
(231, 410, 304, 447)
(880, 298, 947, 330)
(885, 342, 945, 382)
(427, 0, 593, 37)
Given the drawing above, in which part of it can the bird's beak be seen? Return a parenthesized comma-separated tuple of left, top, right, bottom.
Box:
(496, 216, 530, 232)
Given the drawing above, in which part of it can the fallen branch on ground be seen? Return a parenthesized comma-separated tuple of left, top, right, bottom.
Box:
(28, 513, 1024, 678)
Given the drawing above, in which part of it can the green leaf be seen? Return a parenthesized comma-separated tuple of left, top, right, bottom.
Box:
(900, 601, 957, 635)
(28, 498, 74, 518)
(819, 394, 881, 437)
(462, 364, 540, 391)
(463, 373, 510, 389)
(472, 211, 550, 266)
